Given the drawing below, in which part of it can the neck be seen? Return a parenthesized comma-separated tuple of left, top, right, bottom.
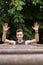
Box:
(17, 39, 23, 43)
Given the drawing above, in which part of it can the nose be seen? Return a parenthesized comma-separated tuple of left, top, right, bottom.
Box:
(18, 35, 21, 37)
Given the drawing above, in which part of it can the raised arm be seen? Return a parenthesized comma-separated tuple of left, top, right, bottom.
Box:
(25, 22, 39, 44)
(32, 22, 39, 42)
(2, 23, 15, 44)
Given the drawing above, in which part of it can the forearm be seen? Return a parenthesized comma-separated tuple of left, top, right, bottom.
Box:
(2, 31, 7, 42)
(35, 30, 39, 42)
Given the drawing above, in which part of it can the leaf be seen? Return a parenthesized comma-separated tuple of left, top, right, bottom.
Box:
(17, 6, 23, 11)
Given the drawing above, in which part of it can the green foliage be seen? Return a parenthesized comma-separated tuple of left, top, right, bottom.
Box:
(23, 0, 43, 43)
(32, 0, 43, 6)
(0, 0, 25, 43)
(9, 0, 25, 23)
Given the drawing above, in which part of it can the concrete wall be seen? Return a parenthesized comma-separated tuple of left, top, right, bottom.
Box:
(0, 44, 43, 65)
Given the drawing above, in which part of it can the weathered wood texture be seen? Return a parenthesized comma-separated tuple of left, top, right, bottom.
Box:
(0, 44, 43, 65)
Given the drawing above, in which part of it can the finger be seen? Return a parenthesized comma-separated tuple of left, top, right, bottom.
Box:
(32, 26, 34, 29)
(4, 23, 8, 27)
(8, 27, 10, 29)
(34, 22, 39, 26)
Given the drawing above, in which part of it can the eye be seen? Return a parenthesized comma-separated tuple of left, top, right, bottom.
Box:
(17, 34, 22, 36)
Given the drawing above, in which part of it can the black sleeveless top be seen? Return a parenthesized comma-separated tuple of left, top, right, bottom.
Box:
(16, 40, 25, 45)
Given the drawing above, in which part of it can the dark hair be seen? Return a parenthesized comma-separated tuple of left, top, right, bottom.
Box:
(16, 29, 23, 33)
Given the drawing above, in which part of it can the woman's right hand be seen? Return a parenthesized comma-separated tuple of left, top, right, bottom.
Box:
(3, 23, 10, 32)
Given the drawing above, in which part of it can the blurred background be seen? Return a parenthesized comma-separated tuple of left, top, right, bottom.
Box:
(0, 0, 43, 44)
